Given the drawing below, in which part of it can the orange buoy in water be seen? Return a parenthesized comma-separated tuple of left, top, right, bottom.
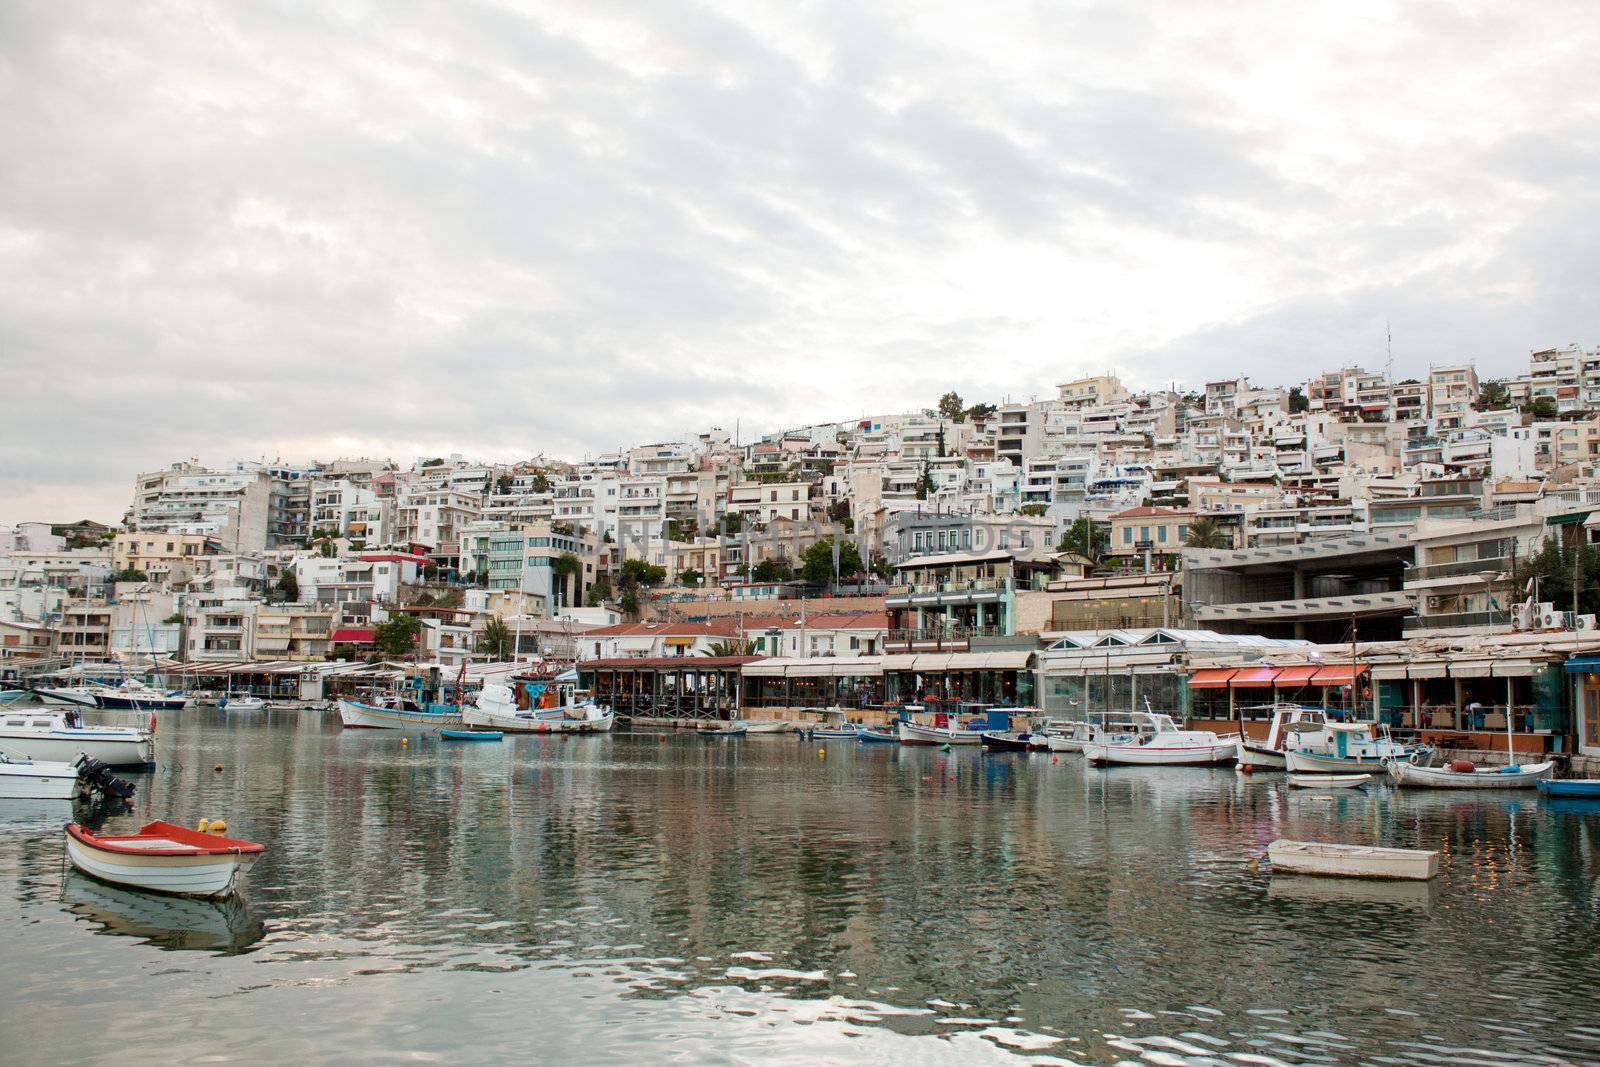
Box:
(213, 763, 223, 773)
(1240, 763, 1254, 775)
(1051, 756, 1059, 764)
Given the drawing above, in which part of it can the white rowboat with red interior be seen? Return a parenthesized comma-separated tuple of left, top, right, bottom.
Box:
(65, 821, 266, 898)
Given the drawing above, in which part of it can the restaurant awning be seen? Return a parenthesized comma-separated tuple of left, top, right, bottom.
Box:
(1406, 661, 1449, 679)
(1311, 664, 1367, 686)
(881, 654, 919, 672)
(1449, 660, 1495, 678)
(331, 628, 374, 644)
(1369, 663, 1410, 681)
(912, 654, 954, 671)
(976, 651, 1034, 670)
(1187, 668, 1237, 689)
(1493, 660, 1542, 678)
(662, 636, 697, 647)
(1273, 665, 1321, 687)
(742, 661, 787, 677)
(1229, 666, 1280, 687)
(1564, 656, 1600, 674)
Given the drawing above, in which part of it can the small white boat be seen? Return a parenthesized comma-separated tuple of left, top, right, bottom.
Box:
(1288, 772, 1372, 789)
(0, 752, 81, 800)
(897, 720, 983, 745)
(1268, 839, 1439, 881)
(219, 695, 266, 712)
(338, 698, 463, 732)
(1284, 720, 1433, 773)
(1085, 724, 1237, 766)
(1388, 759, 1556, 790)
(740, 719, 795, 734)
(90, 680, 187, 711)
(0, 709, 155, 768)
(66, 821, 266, 898)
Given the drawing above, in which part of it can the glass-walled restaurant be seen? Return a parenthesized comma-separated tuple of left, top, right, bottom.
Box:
(742, 658, 885, 709)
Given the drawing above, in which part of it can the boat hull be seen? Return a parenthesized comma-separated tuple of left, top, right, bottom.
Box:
(1268, 839, 1438, 881)
(0, 725, 154, 769)
(856, 729, 898, 743)
(1287, 772, 1372, 789)
(1085, 741, 1236, 766)
(980, 732, 1034, 752)
(65, 823, 263, 899)
(897, 722, 983, 745)
(1389, 759, 1555, 789)
(805, 727, 859, 739)
(1285, 750, 1395, 774)
(34, 687, 99, 708)
(338, 700, 463, 732)
(1537, 779, 1600, 798)
(95, 693, 187, 711)
(1235, 739, 1286, 770)
(462, 704, 614, 733)
(0, 759, 79, 799)
(740, 721, 794, 734)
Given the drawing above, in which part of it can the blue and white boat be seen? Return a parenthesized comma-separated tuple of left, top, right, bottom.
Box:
(856, 728, 898, 743)
(91, 680, 187, 712)
(1284, 720, 1432, 773)
(338, 697, 463, 732)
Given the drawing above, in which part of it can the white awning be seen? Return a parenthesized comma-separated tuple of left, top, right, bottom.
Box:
(743, 661, 787, 677)
(977, 651, 1034, 670)
(614, 637, 657, 652)
(1407, 661, 1449, 679)
(912, 654, 953, 671)
(1369, 664, 1410, 681)
(881, 654, 920, 671)
(1449, 660, 1494, 678)
(1492, 660, 1542, 678)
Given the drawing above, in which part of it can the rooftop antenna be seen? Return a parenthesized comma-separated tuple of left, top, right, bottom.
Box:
(1385, 320, 1394, 383)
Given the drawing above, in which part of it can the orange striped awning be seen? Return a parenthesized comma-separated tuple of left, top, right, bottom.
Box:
(1311, 664, 1368, 686)
(1273, 665, 1321, 687)
(1229, 666, 1281, 687)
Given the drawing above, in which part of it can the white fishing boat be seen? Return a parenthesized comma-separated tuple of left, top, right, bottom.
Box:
(1085, 725, 1238, 766)
(219, 695, 266, 712)
(1388, 758, 1556, 789)
(66, 820, 266, 898)
(0, 752, 81, 800)
(460, 683, 614, 734)
(1268, 839, 1439, 880)
(1235, 705, 1326, 770)
(897, 719, 983, 745)
(338, 697, 463, 732)
(1284, 720, 1433, 774)
(1050, 710, 1176, 754)
(0, 708, 155, 768)
(1287, 772, 1371, 789)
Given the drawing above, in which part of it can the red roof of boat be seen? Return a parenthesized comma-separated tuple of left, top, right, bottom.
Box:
(67, 820, 266, 856)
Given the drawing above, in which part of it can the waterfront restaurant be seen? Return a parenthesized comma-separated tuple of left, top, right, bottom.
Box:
(1039, 628, 1312, 722)
(581, 656, 759, 721)
(741, 657, 885, 710)
(879, 651, 1037, 707)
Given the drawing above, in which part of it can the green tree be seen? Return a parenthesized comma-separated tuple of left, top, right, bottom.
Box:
(586, 577, 613, 606)
(869, 553, 892, 579)
(964, 402, 996, 422)
(530, 472, 552, 493)
(620, 558, 666, 586)
(800, 538, 864, 585)
(109, 567, 148, 583)
(477, 616, 512, 659)
(1288, 386, 1310, 414)
(1183, 517, 1229, 549)
(938, 391, 965, 422)
(1018, 503, 1048, 517)
(373, 614, 422, 658)
(706, 639, 756, 657)
(494, 474, 514, 496)
(1477, 380, 1510, 410)
(752, 557, 794, 582)
(679, 567, 703, 586)
(915, 461, 934, 500)
(1056, 517, 1107, 560)
(276, 571, 299, 603)
(721, 511, 744, 536)
(1529, 396, 1558, 419)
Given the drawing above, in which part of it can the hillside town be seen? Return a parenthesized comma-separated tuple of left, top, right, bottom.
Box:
(9, 346, 1600, 765)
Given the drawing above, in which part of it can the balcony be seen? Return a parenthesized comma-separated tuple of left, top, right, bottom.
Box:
(1404, 610, 1504, 632)
(1408, 556, 1511, 583)
(884, 625, 1002, 652)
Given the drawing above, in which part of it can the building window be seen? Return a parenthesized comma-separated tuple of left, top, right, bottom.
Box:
(1158, 526, 1168, 543)
(1123, 528, 1132, 545)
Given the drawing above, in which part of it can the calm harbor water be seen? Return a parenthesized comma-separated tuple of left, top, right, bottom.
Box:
(3, 709, 1599, 1065)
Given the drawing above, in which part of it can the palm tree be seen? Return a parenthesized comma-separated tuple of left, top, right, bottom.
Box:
(550, 552, 583, 608)
(477, 617, 512, 659)
(706, 639, 756, 657)
(1184, 517, 1229, 549)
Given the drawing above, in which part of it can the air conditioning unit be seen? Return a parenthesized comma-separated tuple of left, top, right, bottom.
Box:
(1540, 607, 1567, 630)
(1578, 614, 1597, 631)
(1511, 603, 1535, 630)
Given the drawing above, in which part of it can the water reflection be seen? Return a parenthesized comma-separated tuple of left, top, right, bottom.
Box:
(61, 872, 265, 954)
(0, 712, 1596, 1063)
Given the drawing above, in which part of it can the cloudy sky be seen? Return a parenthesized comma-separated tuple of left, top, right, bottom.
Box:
(3, 0, 1596, 524)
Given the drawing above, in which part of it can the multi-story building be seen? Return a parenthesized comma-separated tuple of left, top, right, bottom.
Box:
(111, 532, 221, 586)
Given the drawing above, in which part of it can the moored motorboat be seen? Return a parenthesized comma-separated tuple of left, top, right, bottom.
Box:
(338, 697, 463, 732)
(0, 752, 81, 799)
(1086, 733, 1237, 766)
(219, 695, 266, 712)
(0, 708, 155, 768)
(699, 724, 747, 737)
(90, 680, 187, 712)
(856, 728, 898, 743)
(1388, 758, 1555, 789)
(1537, 778, 1600, 798)
(979, 731, 1035, 752)
(461, 684, 614, 734)
(1268, 839, 1439, 881)
(1287, 772, 1371, 789)
(1284, 720, 1433, 774)
(441, 729, 502, 741)
(740, 720, 794, 734)
(34, 685, 100, 708)
(1235, 704, 1326, 770)
(65, 820, 266, 898)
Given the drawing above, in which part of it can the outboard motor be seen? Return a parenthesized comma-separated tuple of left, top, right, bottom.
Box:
(73, 754, 137, 807)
